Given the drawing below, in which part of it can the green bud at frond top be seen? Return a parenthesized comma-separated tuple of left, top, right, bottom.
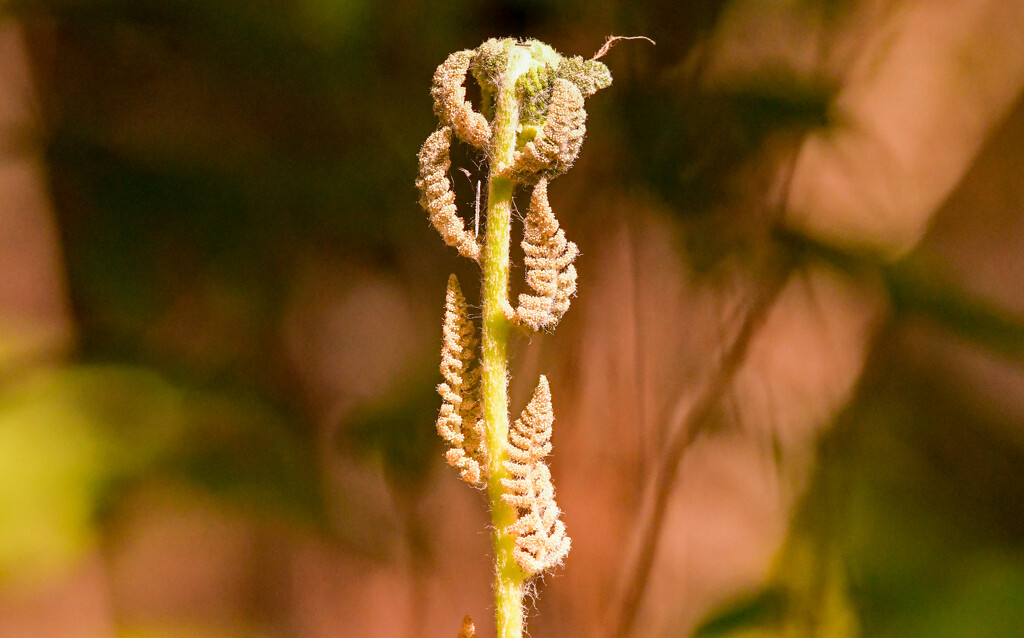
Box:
(462, 39, 611, 154)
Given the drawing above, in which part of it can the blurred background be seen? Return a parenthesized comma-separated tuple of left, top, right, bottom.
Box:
(1, 0, 1023, 636)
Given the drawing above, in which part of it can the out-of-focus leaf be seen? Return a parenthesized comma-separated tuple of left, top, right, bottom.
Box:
(838, 379, 1024, 638)
(0, 365, 324, 586)
(785, 1, 1024, 256)
(0, 373, 107, 583)
(693, 536, 858, 638)
(885, 259, 1024, 361)
(697, 346, 1024, 638)
(882, 554, 1024, 638)
(617, 70, 834, 271)
(782, 232, 1024, 362)
(622, 73, 833, 211)
(159, 388, 324, 527)
(343, 377, 441, 490)
(0, 365, 194, 583)
(692, 587, 786, 638)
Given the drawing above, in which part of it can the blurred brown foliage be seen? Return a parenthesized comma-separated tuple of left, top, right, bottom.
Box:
(1, 1, 1023, 637)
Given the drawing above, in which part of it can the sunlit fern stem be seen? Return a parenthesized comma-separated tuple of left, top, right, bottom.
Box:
(480, 46, 534, 638)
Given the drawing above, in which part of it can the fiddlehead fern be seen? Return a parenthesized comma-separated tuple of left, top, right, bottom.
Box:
(420, 38, 614, 638)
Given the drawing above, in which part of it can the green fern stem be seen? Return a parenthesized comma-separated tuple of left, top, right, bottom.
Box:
(481, 46, 533, 638)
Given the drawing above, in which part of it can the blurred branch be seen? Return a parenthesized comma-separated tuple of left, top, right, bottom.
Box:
(781, 230, 1024, 364)
(605, 219, 1024, 638)
(607, 252, 794, 638)
(884, 263, 1024, 363)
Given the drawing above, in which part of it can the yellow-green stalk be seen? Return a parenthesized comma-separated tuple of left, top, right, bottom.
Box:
(419, 37, 612, 638)
(480, 45, 534, 638)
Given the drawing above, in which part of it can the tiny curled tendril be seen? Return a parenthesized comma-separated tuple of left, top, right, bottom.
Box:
(591, 35, 656, 60)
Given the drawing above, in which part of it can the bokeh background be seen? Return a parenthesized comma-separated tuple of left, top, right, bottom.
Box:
(1, 0, 1023, 636)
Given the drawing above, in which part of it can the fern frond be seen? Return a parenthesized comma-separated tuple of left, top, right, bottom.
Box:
(501, 376, 571, 575)
(432, 50, 491, 149)
(513, 178, 579, 331)
(417, 127, 482, 261)
(500, 79, 586, 184)
(438, 274, 487, 485)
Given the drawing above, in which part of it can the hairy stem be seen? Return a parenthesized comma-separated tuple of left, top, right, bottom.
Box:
(482, 46, 533, 638)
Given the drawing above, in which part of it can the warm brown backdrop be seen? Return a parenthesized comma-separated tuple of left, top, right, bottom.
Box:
(1, 1, 1023, 637)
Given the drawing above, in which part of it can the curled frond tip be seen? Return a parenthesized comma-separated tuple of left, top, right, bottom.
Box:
(417, 127, 482, 262)
(432, 49, 491, 148)
(501, 79, 587, 184)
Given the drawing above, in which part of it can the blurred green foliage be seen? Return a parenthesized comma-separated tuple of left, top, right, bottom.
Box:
(0, 366, 322, 584)
(695, 319, 1024, 637)
(344, 378, 443, 490)
(0, 371, 108, 583)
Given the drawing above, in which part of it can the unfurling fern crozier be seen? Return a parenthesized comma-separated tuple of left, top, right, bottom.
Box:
(420, 38, 612, 638)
